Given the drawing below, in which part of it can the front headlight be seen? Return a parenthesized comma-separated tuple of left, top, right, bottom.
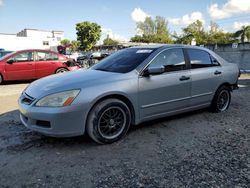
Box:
(36, 90, 80, 107)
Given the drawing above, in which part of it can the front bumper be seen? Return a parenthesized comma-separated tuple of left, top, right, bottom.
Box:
(18, 96, 87, 137)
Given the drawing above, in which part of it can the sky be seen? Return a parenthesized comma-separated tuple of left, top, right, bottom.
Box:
(0, 0, 250, 43)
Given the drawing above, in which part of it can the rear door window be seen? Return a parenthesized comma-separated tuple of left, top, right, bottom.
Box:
(46, 53, 58, 60)
(187, 49, 219, 69)
(36, 52, 58, 61)
(37, 52, 46, 61)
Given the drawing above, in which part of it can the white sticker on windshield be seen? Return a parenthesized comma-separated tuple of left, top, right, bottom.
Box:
(136, 49, 152, 53)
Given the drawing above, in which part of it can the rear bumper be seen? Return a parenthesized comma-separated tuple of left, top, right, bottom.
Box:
(68, 66, 80, 71)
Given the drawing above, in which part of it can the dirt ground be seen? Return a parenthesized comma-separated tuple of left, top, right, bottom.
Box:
(0, 76, 250, 187)
(0, 82, 28, 114)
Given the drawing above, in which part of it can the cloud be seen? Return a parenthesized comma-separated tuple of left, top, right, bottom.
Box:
(168, 11, 205, 26)
(0, 0, 3, 6)
(208, 4, 231, 19)
(233, 21, 250, 29)
(136, 28, 143, 36)
(208, 0, 250, 19)
(131, 8, 149, 23)
(100, 27, 128, 43)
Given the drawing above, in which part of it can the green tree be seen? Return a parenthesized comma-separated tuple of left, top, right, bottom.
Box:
(234, 25, 250, 43)
(70, 40, 80, 51)
(76, 21, 101, 50)
(103, 35, 118, 45)
(173, 32, 194, 44)
(206, 21, 235, 44)
(209, 32, 234, 44)
(131, 16, 172, 44)
(209, 21, 220, 33)
(60, 39, 71, 46)
(182, 20, 206, 45)
(130, 35, 143, 43)
(155, 16, 169, 35)
(137, 17, 155, 35)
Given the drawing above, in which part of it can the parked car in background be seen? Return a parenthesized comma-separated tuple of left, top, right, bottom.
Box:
(0, 49, 79, 84)
(56, 45, 81, 61)
(0, 50, 13, 58)
(77, 52, 109, 68)
(65, 51, 81, 62)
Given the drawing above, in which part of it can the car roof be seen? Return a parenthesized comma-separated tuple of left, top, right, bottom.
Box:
(131, 44, 166, 49)
(14, 49, 59, 53)
(131, 44, 208, 50)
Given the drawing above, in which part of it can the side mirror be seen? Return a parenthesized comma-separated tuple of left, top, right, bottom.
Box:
(143, 66, 165, 76)
(213, 59, 219, 64)
(6, 59, 14, 64)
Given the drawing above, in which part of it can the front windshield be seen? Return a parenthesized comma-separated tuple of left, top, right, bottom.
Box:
(91, 48, 155, 73)
(0, 51, 15, 61)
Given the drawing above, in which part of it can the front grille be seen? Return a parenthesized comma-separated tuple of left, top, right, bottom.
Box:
(21, 92, 35, 105)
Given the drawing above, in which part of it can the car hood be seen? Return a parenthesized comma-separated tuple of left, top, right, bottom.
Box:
(25, 69, 126, 99)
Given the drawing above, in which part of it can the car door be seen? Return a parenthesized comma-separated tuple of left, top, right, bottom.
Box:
(35, 51, 58, 78)
(4, 51, 35, 80)
(185, 48, 222, 106)
(138, 48, 191, 119)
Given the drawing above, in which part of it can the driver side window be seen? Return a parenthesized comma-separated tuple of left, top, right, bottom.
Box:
(149, 48, 186, 72)
(11, 52, 33, 62)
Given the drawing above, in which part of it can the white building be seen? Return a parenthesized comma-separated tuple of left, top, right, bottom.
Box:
(0, 28, 64, 51)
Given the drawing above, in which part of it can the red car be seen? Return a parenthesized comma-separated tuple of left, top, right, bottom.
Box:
(0, 49, 80, 84)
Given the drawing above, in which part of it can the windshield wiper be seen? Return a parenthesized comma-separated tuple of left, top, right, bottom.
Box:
(95, 68, 109, 72)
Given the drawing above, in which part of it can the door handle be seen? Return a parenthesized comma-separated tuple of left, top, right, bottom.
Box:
(179, 76, 190, 81)
(27, 63, 33, 65)
(214, 70, 222, 75)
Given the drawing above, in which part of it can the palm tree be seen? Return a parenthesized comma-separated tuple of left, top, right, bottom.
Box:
(234, 25, 250, 43)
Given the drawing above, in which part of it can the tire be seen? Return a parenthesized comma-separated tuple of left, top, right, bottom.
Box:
(211, 86, 231, 112)
(0, 74, 3, 85)
(86, 99, 131, 144)
(55, 68, 68, 74)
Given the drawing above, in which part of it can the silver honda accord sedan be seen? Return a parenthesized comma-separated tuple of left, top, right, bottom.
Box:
(18, 45, 239, 144)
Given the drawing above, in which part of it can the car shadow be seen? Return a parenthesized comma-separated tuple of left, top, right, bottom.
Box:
(129, 108, 209, 133)
(2, 80, 33, 85)
(0, 110, 96, 153)
(0, 107, 209, 153)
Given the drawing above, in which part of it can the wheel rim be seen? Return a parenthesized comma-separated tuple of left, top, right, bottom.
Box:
(0, 75, 2, 84)
(98, 106, 126, 139)
(217, 90, 230, 111)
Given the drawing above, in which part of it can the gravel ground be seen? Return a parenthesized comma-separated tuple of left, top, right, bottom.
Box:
(0, 76, 249, 187)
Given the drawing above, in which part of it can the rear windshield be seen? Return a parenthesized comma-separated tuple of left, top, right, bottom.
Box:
(92, 48, 155, 73)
